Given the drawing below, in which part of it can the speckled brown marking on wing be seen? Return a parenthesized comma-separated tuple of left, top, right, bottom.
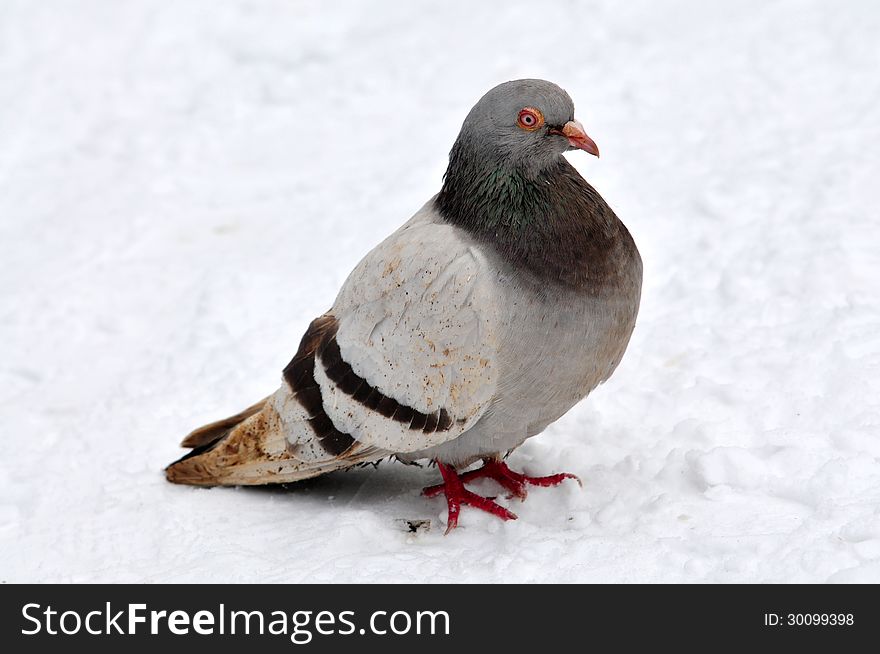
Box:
(319, 207, 500, 453)
(316, 328, 459, 435)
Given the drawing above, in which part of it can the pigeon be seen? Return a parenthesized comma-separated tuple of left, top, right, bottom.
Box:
(166, 79, 643, 532)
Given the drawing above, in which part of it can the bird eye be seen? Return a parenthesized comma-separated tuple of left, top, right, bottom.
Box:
(517, 107, 544, 131)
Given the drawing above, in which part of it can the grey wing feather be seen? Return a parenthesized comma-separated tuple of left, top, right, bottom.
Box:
(316, 200, 501, 453)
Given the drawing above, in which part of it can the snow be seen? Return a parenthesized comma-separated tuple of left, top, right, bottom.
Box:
(2, 0, 879, 583)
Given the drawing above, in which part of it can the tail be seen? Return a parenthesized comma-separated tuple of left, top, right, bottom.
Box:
(165, 390, 385, 487)
(179, 397, 269, 449)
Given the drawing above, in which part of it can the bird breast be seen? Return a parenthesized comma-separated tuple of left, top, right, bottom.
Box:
(490, 253, 642, 433)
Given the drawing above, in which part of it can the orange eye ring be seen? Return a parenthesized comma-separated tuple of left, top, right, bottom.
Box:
(517, 107, 544, 131)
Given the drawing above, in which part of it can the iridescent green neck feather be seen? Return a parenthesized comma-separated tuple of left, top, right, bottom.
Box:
(436, 139, 634, 292)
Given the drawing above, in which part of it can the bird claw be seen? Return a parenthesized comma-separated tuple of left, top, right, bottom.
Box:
(424, 461, 517, 534)
(423, 459, 580, 533)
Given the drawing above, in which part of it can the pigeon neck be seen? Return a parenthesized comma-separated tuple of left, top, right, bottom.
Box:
(436, 145, 629, 291)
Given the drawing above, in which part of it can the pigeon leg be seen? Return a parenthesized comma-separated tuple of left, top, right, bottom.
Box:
(475, 459, 582, 499)
(423, 461, 517, 533)
(424, 459, 582, 501)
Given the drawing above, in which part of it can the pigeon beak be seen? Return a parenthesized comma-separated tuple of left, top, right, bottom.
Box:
(554, 120, 600, 158)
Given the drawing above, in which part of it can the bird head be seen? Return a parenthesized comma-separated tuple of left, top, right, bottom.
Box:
(455, 79, 599, 176)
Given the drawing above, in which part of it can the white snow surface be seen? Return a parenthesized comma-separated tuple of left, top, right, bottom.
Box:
(2, 0, 880, 583)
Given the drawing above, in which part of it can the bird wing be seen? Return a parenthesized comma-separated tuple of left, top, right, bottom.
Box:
(167, 202, 501, 486)
(304, 202, 501, 453)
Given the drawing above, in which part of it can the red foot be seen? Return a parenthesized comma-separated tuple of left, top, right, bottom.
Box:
(423, 460, 581, 533)
(426, 462, 517, 534)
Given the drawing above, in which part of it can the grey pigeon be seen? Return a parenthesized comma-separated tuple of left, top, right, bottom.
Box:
(166, 79, 642, 532)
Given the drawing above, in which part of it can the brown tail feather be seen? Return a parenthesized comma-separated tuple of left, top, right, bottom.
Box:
(180, 397, 269, 448)
(166, 397, 387, 487)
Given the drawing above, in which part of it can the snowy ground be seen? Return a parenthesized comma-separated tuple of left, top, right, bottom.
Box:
(2, 0, 879, 583)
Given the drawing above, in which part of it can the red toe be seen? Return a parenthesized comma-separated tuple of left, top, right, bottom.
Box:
(423, 459, 579, 532)
(454, 459, 582, 499)
(425, 461, 518, 533)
